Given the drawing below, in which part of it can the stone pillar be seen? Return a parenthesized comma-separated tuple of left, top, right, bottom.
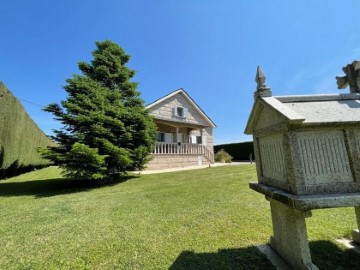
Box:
(352, 207, 360, 243)
(268, 198, 319, 270)
(175, 127, 179, 142)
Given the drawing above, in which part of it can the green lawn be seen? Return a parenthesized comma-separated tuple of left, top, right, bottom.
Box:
(0, 165, 359, 269)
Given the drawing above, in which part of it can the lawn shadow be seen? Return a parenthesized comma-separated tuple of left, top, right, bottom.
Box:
(310, 240, 360, 270)
(0, 175, 137, 198)
(170, 240, 360, 270)
(169, 246, 275, 270)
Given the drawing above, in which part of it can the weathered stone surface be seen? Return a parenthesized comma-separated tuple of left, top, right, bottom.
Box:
(246, 64, 360, 270)
(336, 60, 360, 93)
(246, 92, 360, 195)
(352, 207, 360, 243)
(258, 134, 286, 182)
(281, 98, 360, 123)
(147, 154, 209, 170)
(268, 199, 319, 270)
(255, 105, 286, 134)
(297, 130, 353, 184)
(352, 229, 360, 243)
(257, 245, 292, 270)
(261, 97, 305, 124)
(247, 94, 360, 129)
(254, 66, 272, 98)
(250, 183, 360, 211)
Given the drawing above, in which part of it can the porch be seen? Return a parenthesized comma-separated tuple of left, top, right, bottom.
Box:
(153, 142, 214, 162)
(147, 119, 214, 170)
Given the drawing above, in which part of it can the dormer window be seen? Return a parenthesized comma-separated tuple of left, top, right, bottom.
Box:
(174, 106, 188, 118)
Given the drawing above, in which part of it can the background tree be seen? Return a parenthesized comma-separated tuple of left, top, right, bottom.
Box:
(41, 40, 157, 180)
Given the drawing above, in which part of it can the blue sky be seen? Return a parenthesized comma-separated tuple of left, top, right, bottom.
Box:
(1, 1, 360, 144)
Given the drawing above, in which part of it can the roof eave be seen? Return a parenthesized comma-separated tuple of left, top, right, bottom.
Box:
(244, 100, 262, 135)
(244, 97, 306, 135)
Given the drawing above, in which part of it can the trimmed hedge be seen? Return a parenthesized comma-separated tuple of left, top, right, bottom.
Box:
(214, 141, 254, 161)
(0, 82, 56, 177)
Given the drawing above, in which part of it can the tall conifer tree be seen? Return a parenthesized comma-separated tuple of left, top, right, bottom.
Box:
(42, 40, 157, 180)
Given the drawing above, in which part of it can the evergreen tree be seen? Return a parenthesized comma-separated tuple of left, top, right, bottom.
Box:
(41, 40, 157, 180)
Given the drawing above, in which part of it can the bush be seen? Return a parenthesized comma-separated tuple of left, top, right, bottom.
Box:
(215, 149, 233, 163)
(214, 141, 254, 161)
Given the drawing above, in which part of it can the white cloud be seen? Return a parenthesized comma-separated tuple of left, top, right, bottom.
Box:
(282, 42, 360, 95)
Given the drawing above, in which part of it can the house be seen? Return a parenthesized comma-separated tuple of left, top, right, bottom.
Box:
(146, 88, 216, 170)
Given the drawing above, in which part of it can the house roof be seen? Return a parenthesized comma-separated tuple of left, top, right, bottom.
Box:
(245, 93, 360, 134)
(146, 88, 217, 128)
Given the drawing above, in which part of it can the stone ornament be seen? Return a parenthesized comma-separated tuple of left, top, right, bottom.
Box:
(255, 66, 267, 89)
(254, 66, 272, 98)
(336, 60, 360, 93)
(245, 63, 360, 270)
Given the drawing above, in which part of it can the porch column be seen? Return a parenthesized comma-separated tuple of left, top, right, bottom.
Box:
(176, 127, 179, 153)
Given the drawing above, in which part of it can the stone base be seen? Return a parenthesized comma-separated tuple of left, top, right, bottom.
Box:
(257, 245, 292, 270)
(268, 199, 319, 270)
(352, 230, 360, 244)
(354, 207, 360, 244)
(250, 182, 360, 211)
(147, 154, 210, 170)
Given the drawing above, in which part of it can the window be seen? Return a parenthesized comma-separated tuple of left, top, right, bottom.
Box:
(157, 132, 165, 142)
(157, 133, 173, 142)
(174, 106, 187, 118)
(177, 107, 184, 117)
(191, 135, 203, 144)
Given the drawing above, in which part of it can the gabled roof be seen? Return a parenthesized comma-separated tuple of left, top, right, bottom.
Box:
(146, 88, 216, 128)
(245, 93, 360, 134)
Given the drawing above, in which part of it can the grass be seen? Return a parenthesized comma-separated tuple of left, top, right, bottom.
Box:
(0, 165, 359, 269)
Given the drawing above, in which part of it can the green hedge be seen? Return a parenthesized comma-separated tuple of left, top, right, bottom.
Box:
(0, 82, 56, 172)
(214, 141, 254, 161)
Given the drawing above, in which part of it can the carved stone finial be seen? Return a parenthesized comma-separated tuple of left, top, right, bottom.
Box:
(256, 66, 267, 89)
(336, 60, 360, 93)
(254, 66, 272, 98)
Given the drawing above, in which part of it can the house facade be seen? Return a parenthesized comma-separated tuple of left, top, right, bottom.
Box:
(146, 89, 216, 170)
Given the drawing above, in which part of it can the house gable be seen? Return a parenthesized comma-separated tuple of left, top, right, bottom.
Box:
(146, 89, 216, 128)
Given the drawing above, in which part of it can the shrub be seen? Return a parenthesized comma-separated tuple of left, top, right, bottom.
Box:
(214, 141, 254, 161)
(215, 149, 233, 163)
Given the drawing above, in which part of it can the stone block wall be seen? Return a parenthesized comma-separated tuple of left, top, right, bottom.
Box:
(258, 133, 286, 182)
(147, 154, 210, 170)
(149, 94, 209, 127)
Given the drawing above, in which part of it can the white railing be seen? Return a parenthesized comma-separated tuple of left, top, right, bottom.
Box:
(152, 142, 214, 163)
